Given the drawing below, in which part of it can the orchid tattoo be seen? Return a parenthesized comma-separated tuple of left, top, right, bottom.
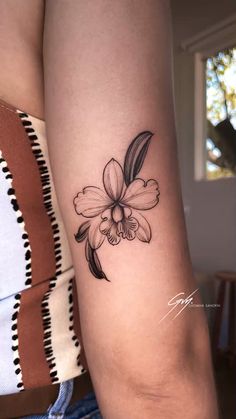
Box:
(73, 131, 160, 281)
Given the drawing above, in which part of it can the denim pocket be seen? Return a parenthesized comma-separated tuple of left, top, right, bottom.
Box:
(65, 391, 102, 418)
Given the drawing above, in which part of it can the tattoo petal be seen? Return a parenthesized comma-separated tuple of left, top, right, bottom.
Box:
(88, 217, 105, 249)
(74, 186, 111, 218)
(103, 159, 124, 201)
(106, 220, 120, 246)
(101, 207, 112, 221)
(107, 223, 121, 245)
(100, 217, 120, 245)
(117, 217, 138, 240)
(100, 217, 113, 235)
(121, 179, 159, 210)
(132, 210, 151, 242)
(123, 206, 132, 218)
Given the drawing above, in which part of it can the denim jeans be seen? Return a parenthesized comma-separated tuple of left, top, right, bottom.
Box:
(21, 379, 102, 419)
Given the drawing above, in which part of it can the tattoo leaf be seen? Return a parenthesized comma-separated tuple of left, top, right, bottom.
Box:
(124, 131, 153, 185)
(85, 240, 109, 281)
(74, 220, 90, 243)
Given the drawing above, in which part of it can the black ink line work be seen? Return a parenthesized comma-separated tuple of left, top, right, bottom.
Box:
(73, 131, 160, 281)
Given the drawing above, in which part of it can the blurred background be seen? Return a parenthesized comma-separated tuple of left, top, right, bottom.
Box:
(170, 1, 236, 418)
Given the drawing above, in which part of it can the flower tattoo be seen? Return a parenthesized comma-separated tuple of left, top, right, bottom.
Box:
(73, 131, 160, 281)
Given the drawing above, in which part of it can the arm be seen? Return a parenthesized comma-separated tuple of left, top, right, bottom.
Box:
(43, 1, 218, 417)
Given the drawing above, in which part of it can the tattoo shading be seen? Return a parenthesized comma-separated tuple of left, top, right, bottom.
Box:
(73, 131, 160, 281)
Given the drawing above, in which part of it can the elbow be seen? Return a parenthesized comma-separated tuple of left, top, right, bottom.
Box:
(95, 322, 214, 401)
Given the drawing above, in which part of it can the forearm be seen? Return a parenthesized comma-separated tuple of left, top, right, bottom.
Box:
(44, 1, 218, 417)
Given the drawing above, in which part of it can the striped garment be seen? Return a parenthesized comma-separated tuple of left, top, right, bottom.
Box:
(0, 99, 86, 395)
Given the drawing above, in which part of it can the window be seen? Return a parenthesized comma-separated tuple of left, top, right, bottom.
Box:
(181, 13, 236, 180)
(206, 47, 236, 180)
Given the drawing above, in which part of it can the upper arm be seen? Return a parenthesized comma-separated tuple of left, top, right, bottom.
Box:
(43, 0, 210, 411)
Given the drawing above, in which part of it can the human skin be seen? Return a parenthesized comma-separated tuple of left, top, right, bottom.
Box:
(0, 0, 218, 417)
(43, 1, 219, 418)
(0, 0, 44, 119)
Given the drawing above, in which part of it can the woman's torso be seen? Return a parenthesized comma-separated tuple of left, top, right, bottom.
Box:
(0, 0, 88, 398)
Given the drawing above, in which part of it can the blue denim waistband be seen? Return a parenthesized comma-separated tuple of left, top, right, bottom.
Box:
(21, 379, 102, 419)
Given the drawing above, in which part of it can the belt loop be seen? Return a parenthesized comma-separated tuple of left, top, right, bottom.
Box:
(48, 379, 74, 419)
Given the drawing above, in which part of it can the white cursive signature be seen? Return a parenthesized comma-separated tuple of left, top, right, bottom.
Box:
(159, 289, 199, 323)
